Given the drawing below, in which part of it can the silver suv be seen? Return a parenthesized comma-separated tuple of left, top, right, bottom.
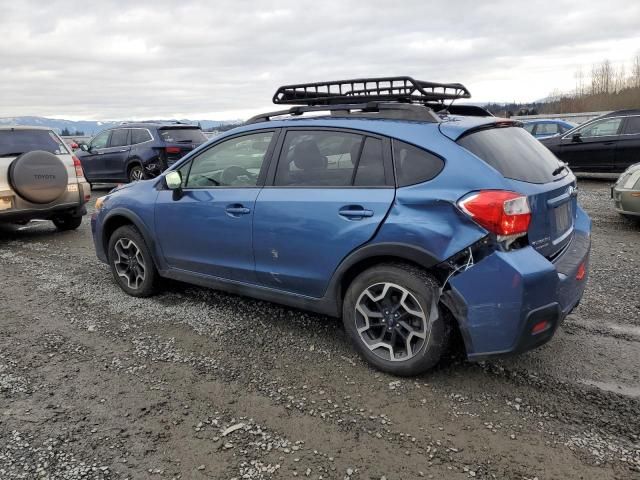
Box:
(0, 126, 91, 230)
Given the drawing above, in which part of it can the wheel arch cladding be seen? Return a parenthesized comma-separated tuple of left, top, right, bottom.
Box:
(102, 210, 158, 265)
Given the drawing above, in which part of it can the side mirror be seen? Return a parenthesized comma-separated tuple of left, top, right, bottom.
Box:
(165, 171, 182, 189)
(165, 171, 184, 200)
(79, 143, 89, 152)
(571, 133, 582, 143)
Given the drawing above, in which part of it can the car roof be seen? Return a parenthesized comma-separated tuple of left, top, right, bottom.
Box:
(115, 122, 200, 129)
(603, 109, 640, 117)
(216, 114, 509, 147)
(0, 125, 54, 131)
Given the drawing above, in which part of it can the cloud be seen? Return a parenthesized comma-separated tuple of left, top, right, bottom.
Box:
(0, 0, 638, 120)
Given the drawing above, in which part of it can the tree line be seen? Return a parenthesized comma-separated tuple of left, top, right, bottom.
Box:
(487, 54, 640, 116)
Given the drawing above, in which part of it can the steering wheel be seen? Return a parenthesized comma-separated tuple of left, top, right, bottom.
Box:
(221, 165, 253, 185)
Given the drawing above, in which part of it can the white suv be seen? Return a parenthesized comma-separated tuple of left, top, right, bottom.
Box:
(0, 126, 91, 230)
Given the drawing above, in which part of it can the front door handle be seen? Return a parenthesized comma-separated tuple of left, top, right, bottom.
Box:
(602, 141, 615, 146)
(225, 204, 251, 217)
(339, 205, 374, 219)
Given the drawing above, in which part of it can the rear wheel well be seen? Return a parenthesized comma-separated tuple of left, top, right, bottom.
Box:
(339, 256, 443, 301)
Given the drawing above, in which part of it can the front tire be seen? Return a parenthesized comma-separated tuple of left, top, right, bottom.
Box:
(52, 214, 83, 231)
(107, 225, 158, 297)
(342, 264, 448, 376)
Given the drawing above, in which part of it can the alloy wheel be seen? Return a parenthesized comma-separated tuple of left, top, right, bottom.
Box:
(113, 238, 146, 289)
(130, 167, 144, 181)
(355, 282, 430, 362)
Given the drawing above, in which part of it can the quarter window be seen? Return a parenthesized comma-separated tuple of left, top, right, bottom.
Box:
(576, 118, 622, 138)
(131, 129, 152, 144)
(109, 129, 129, 147)
(185, 132, 273, 188)
(394, 141, 444, 187)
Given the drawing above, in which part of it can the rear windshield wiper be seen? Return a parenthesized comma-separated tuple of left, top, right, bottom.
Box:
(552, 162, 568, 176)
(0, 152, 24, 157)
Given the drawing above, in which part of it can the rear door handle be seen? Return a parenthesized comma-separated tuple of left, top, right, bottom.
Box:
(225, 204, 251, 216)
(339, 205, 374, 219)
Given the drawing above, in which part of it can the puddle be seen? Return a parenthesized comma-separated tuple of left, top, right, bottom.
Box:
(580, 379, 640, 398)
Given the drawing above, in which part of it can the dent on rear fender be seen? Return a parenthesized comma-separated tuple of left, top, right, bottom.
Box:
(374, 199, 488, 263)
(446, 247, 558, 355)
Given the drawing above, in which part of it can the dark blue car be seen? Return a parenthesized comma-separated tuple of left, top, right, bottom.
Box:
(76, 122, 207, 184)
(90, 77, 591, 376)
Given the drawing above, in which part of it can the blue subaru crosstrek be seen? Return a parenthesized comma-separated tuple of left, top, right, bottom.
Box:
(91, 77, 591, 376)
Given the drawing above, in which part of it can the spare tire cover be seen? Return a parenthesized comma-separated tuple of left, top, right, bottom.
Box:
(9, 150, 69, 204)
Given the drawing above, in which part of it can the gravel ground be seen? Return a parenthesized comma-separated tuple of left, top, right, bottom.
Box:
(0, 179, 638, 480)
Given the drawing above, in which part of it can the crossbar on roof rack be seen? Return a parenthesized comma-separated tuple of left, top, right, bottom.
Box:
(273, 76, 471, 106)
(245, 102, 441, 124)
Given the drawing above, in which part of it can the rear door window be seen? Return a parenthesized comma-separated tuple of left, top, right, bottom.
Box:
(274, 130, 362, 187)
(393, 141, 444, 187)
(159, 128, 207, 143)
(458, 126, 563, 184)
(0, 130, 69, 156)
(623, 116, 640, 135)
(353, 137, 386, 187)
(536, 123, 559, 136)
(108, 128, 129, 147)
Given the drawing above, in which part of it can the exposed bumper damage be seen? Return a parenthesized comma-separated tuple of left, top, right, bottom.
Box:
(442, 207, 591, 360)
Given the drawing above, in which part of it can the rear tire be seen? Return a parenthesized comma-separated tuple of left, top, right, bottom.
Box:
(342, 263, 448, 376)
(107, 225, 158, 297)
(128, 164, 145, 183)
(52, 214, 83, 231)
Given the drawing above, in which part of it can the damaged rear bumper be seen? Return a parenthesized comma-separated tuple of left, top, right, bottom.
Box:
(443, 207, 591, 360)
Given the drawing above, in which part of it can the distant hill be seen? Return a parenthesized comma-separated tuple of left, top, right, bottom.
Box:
(0, 116, 241, 135)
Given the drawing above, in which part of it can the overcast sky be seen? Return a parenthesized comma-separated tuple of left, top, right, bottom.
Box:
(0, 0, 638, 121)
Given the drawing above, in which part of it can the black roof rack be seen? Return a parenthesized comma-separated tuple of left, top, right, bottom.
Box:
(273, 76, 470, 106)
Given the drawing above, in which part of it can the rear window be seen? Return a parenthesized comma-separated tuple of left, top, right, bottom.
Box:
(458, 126, 563, 184)
(0, 129, 69, 156)
(159, 128, 207, 143)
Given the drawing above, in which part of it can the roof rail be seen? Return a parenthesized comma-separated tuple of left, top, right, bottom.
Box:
(273, 76, 470, 106)
(245, 102, 441, 124)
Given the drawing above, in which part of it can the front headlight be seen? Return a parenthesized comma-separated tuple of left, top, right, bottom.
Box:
(94, 196, 107, 211)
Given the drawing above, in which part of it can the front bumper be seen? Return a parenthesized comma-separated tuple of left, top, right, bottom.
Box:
(444, 206, 591, 360)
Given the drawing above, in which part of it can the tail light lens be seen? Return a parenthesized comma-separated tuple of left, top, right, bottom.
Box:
(165, 146, 181, 154)
(458, 190, 531, 239)
(72, 155, 84, 177)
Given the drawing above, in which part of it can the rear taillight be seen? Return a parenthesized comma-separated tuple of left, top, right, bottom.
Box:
(165, 146, 181, 154)
(72, 155, 84, 177)
(458, 190, 531, 240)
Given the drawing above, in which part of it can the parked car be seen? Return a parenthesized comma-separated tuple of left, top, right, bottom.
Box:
(611, 162, 640, 220)
(76, 122, 207, 184)
(90, 77, 591, 376)
(522, 119, 577, 139)
(0, 126, 90, 230)
(540, 110, 640, 173)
